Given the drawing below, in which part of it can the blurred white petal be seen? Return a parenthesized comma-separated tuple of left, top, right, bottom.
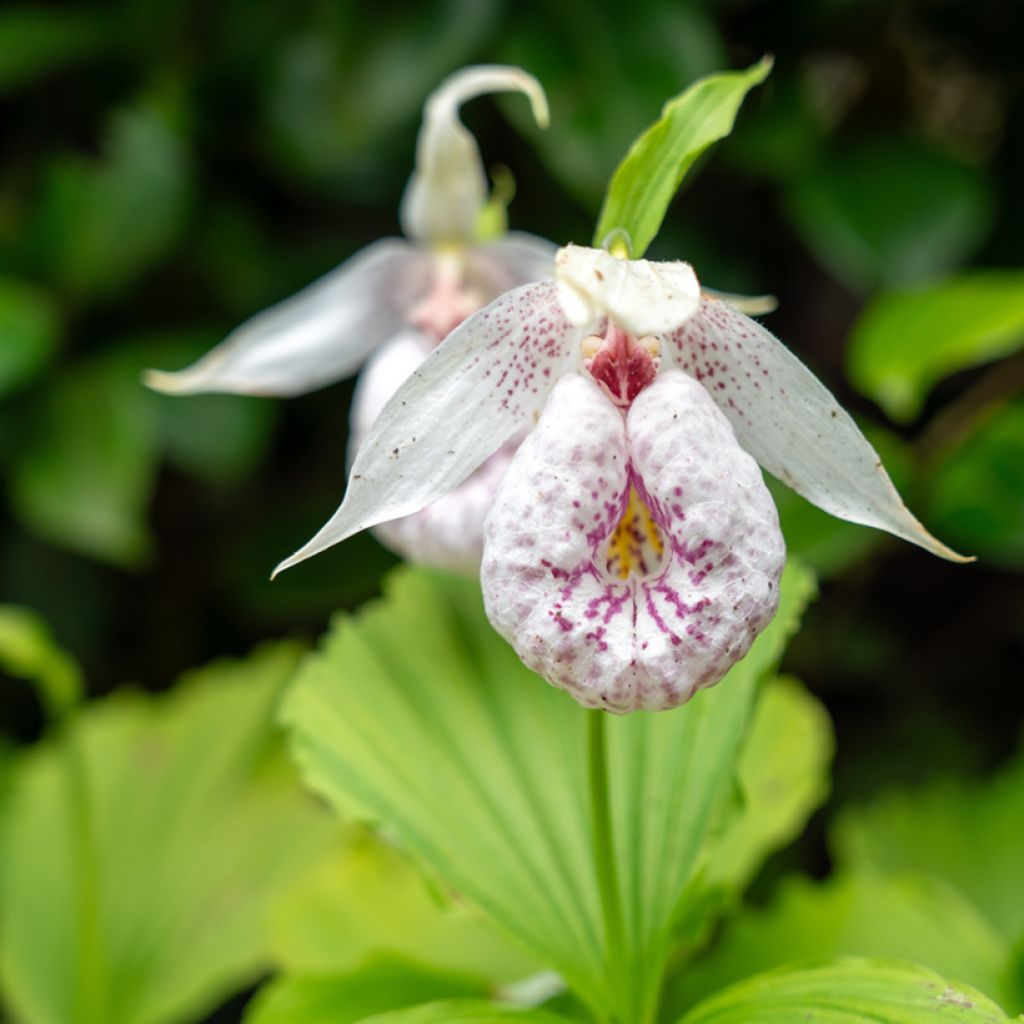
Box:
(667, 298, 971, 562)
(400, 66, 549, 247)
(145, 240, 425, 397)
(703, 287, 778, 315)
(472, 232, 557, 292)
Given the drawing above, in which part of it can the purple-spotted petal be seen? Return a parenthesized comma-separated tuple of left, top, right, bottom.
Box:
(145, 240, 426, 397)
(274, 281, 577, 575)
(349, 331, 517, 574)
(667, 298, 970, 562)
(482, 370, 785, 713)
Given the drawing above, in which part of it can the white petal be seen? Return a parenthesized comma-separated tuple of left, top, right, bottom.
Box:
(145, 240, 425, 397)
(273, 281, 577, 575)
(471, 232, 557, 293)
(702, 287, 778, 315)
(667, 298, 971, 562)
(554, 244, 701, 336)
(482, 370, 785, 713)
(349, 330, 517, 575)
(400, 66, 549, 247)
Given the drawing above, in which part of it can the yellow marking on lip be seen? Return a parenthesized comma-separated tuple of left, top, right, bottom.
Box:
(606, 487, 664, 580)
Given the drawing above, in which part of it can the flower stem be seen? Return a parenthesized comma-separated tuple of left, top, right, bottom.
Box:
(587, 709, 634, 1023)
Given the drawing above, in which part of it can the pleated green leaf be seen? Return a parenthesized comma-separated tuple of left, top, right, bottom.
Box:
(282, 563, 814, 1019)
(359, 1002, 574, 1024)
(0, 643, 339, 1024)
(594, 58, 771, 258)
(677, 959, 1014, 1024)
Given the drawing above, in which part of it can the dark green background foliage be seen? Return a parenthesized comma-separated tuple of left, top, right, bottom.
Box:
(0, 0, 1022, 1020)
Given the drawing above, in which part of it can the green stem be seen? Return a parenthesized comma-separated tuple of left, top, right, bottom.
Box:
(588, 709, 635, 1023)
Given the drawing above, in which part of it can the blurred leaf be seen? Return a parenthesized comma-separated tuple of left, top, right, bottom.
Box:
(245, 958, 486, 1024)
(283, 563, 814, 1019)
(501, 3, 727, 208)
(0, 7, 104, 93)
(676, 959, 1014, 1024)
(269, 827, 539, 983)
(0, 604, 82, 720)
(595, 57, 772, 258)
(9, 353, 159, 567)
(0, 278, 60, 396)
(785, 139, 993, 292)
(833, 740, 1024, 945)
(266, 0, 495, 185)
(40, 96, 191, 297)
(359, 1004, 573, 1024)
(0, 642, 338, 1024)
(705, 676, 833, 897)
(848, 271, 1024, 422)
(665, 872, 1015, 1017)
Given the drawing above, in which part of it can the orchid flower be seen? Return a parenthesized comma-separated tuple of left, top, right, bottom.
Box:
(145, 66, 554, 571)
(272, 241, 968, 712)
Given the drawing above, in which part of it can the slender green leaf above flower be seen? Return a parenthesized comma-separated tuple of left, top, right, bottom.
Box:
(282, 563, 814, 1022)
(593, 57, 772, 258)
(147, 65, 554, 574)
(848, 271, 1024, 422)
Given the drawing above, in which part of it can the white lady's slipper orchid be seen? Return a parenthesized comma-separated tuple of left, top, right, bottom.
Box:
(145, 65, 554, 570)
(273, 242, 968, 711)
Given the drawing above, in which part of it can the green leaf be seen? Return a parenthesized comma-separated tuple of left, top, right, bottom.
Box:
(665, 872, 1015, 1016)
(848, 271, 1024, 422)
(0, 7, 105, 93)
(245, 958, 487, 1024)
(359, 1003, 573, 1024)
(677, 959, 1014, 1024)
(282, 562, 814, 1019)
(40, 96, 191, 297)
(0, 643, 339, 1024)
(0, 604, 82, 720)
(268, 827, 539, 983)
(594, 58, 771, 258)
(833, 740, 1024, 945)
(785, 139, 993, 293)
(9, 353, 159, 567)
(703, 676, 833, 898)
(926, 399, 1024, 567)
(0, 278, 60, 397)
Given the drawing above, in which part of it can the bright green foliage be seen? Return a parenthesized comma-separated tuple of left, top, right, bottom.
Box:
(0, 604, 82, 720)
(677, 959, 1015, 1024)
(785, 139, 993, 292)
(359, 1003, 574, 1024)
(927, 399, 1024, 567)
(848, 271, 1024, 422)
(267, 826, 539, 982)
(283, 563, 815, 1022)
(245, 959, 487, 1024)
(703, 676, 833, 898)
(0, 7, 104, 93)
(665, 872, 1015, 1017)
(39, 97, 191, 298)
(499, 4, 727, 206)
(9, 353, 159, 566)
(0, 278, 60, 397)
(834, 741, 1024, 946)
(0, 643, 339, 1024)
(594, 58, 772, 258)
